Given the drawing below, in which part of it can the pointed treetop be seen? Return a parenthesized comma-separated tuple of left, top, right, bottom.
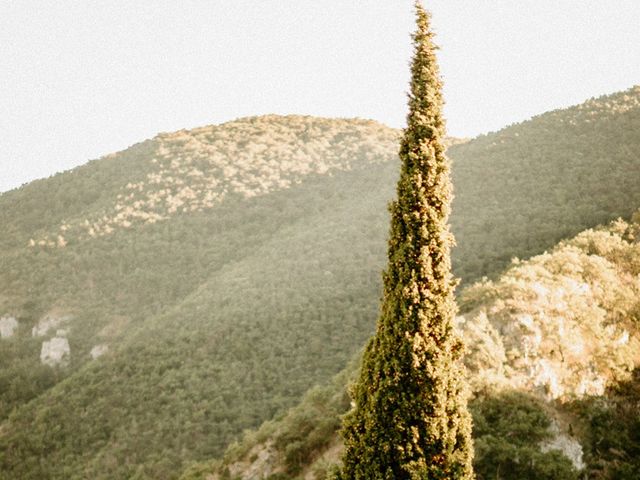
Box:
(407, 1, 445, 142)
(334, 2, 474, 478)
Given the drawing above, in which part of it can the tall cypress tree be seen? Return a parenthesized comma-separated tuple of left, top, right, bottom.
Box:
(335, 3, 474, 479)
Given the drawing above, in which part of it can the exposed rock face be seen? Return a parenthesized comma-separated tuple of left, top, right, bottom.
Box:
(90, 344, 109, 359)
(32, 315, 71, 337)
(458, 239, 639, 400)
(540, 421, 585, 471)
(223, 442, 280, 480)
(0, 316, 18, 338)
(40, 337, 70, 366)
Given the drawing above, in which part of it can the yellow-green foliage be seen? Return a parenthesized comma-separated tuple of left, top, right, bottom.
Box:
(192, 213, 640, 480)
(2, 83, 640, 479)
(337, 5, 474, 479)
(459, 219, 640, 398)
(31, 116, 398, 245)
(0, 168, 394, 480)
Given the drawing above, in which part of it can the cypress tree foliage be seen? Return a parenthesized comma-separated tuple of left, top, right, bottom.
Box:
(335, 3, 474, 479)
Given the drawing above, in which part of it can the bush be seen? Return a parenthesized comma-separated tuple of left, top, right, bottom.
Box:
(471, 391, 579, 480)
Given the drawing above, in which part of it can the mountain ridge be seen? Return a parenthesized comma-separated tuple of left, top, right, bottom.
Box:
(1, 86, 640, 479)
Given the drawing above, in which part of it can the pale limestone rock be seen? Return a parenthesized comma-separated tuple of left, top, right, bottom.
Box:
(40, 337, 70, 366)
(457, 252, 639, 400)
(531, 281, 550, 298)
(90, 344, 109, 359)
(616, 330, 630, 346)
(575, 372, 606, 396)
(0, 316, 18, 338)
(226, 441, 280, 480)
(540, 421, 585, 471)
(32, 315, 70, 337)
(529, 359, 564, 399)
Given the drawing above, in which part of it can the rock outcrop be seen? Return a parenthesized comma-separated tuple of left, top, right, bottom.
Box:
(40, 336, 71, 366)
(32, 315, 71, 337)
(540, 420, 585, 471)
(90, 344, 109, 359)
(0, 315, 18, 338)
(458, 232, 640, 400)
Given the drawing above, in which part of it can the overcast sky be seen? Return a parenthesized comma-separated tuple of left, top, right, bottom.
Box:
(1, 0, 639, 192)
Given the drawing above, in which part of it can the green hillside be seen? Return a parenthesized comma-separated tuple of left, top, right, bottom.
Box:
(183, 212, 640, 480)
(0, 117, 400, 479)
(1, 86, 640, 479)
(449, 85, 640, 280)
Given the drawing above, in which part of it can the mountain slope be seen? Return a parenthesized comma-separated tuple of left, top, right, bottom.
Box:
(1, 86, 640, 479)
(184, 213, 640, 480)
(0, 116, 398, 421)
(449, 85, 640, 280)
(0, 153, 397, 480)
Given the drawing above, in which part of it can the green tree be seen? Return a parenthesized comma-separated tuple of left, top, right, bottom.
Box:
(335, 3, 474, 479)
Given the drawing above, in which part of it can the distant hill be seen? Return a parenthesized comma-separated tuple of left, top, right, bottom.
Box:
(0, 116, 400, 479)
(182, 212, 640, 480)
(1, 86, 640, 479)
(449, 85, 640, 280)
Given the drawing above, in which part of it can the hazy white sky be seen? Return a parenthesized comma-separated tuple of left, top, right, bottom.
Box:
(1, 1, 639, 192)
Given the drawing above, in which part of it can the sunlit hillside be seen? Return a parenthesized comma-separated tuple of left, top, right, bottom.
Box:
(28, 116, 398, 246)
(183, 213, 640, 480)
(1, 86, 640, 479)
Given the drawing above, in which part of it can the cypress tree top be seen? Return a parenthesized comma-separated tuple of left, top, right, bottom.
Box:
(336, 3, 474, 479)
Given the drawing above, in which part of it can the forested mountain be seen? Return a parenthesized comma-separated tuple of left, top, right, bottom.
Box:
(449, 85, 640, 280)
(1, 86, 639, 479)
(183, 213, 640, 480)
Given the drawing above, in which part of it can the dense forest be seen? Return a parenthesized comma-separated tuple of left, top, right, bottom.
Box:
(1, 86, 639, 479)
(449, 85, 640, 280)
(183, 212, 640, 480)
